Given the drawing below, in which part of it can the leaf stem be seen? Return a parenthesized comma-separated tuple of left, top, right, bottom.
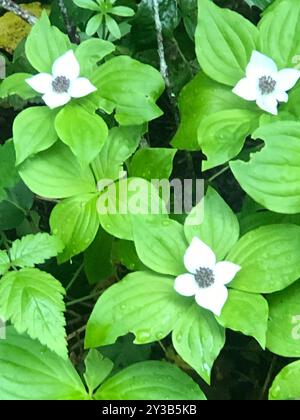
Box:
(260, 355, 278, 400)
(66, 262, 84, 292)
(208, 165, 230, 182)
(66, 291, 101, 307)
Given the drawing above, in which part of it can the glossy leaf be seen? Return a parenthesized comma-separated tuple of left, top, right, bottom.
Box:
(228, 224, 300, 293)
(50, 194, 99, 263)
(0, 269, 67, 358)
(172, 303, 225, 384)
(85, 271, 187, 348)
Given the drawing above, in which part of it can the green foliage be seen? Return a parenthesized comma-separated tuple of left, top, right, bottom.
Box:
(0, 328, 88, 400)
(0, 269, 67, 357)
(218, 290, 268, 348)
(85, 271, 187, 347)
(25, 12, 72, 73)
(230, 122, 300, 214)
(228, 224, 300, 293)
(94, 360, 206, 400)
(269, 360, 300, 400)
(184, 187, 240, 260)
(172, 304, 225, 384)
(9, 233, 63, 267)
(92, 56, 165, 125)
(196, 0, 258, 86)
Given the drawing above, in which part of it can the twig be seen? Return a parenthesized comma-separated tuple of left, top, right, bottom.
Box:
(57, 0, 80, 44)
(66, 262, 84, 292)
(0, 0, 37, 25)
(152, 0, 170, 88)
(152, 0, 179, 124)
(260, 356, 278, 400)
(208, 165, 230, 182)
(67, 325, 86, 341)
(66, 292, 101, 307)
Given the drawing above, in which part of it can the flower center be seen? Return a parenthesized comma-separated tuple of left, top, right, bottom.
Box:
(52, 76, 70, 94)
(258, 75, 276, 95)
(194, 267, 215, 289)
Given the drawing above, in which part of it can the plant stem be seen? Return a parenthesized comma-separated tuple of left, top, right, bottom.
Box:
(57, 0, 80, 44)
(0, 0, 37, 25)
(260, 356, 278, 400)
(208, 165, 230, 182)
(67, 325, 86, 341)
(66, 292, 101, 307)
(152, 0, 179, 124)
(66, 263, 84, 292)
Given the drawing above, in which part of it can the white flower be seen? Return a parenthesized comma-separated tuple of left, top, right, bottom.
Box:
(232, 51, 300, 115)
(26, 50, 97, 109)
(174, 237, 241, 317)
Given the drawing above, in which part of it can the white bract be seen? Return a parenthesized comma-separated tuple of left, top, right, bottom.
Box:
(232, 51, 300, 115)
(174, 237, 241, 316)
(26, 50, 97, 109)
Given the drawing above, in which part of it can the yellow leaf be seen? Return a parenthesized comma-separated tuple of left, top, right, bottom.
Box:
(0, 3, 48, 53)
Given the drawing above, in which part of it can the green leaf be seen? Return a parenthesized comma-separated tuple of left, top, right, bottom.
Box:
(50, 194, 99, 263)
(172, 303, 225, 384)
(0, 251, 10, 276)
(13, 107, 58, 165)
(230, 121, 300, 214)
(92, 126, 142, 182)
(55, 104, 108, 167)
(132, 216, 186, 276)
(0, 73, 36, 100)
(0, 328, 88, 400)
(19, 142, 96, 199)
(196, 0, 258, 86)
(25, 12, 72, 73)
(259, 0, 300, 68)
(269, 360, 300, 400)
(112, 240, 147, 272)
(73, 0, 100, 11)
(0, 181, 34, 231)
(84, 227, 114, 284)
(0, 269, 67, 358)
(9, 233, 63, 268)
(199, 109, 259, 171)
(95, 361, 206, 400)
(245, 0, 273, 9)
(228, 224, 300, 293)
(179, 0, 197, 40)
(105, 15, 121, 39)
(111, 6, 135, 17)
(85, 271, 187, 348)
(75, 39, 115, 77)
(92, 56, 164, 125)
(0, 141, 19, 200)
(129, 148, 176, 180)
(84, 349, 114, 395)
(218, 289, 268, 348)
(185, 187, 239, 261)
(86, 14, 103, 36)
(267, 281, 300, 358)
(171, 71, 255, 150)
(98, 177, 167, 240)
